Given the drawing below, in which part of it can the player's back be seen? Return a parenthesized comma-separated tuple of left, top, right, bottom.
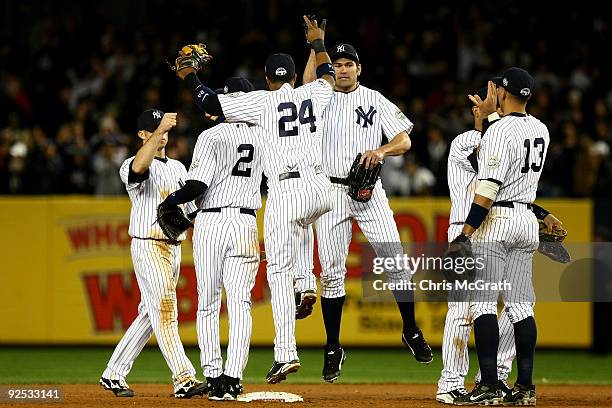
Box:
(259, 80, 332, 177)
(218, 79, 333, 180)
(479, 114, 550, 204)
(189, 122, 263, 211)
(447, 130, 481, 224)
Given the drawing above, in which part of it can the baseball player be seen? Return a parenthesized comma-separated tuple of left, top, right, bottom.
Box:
(170, 16, 336, 383)
(160, 77, 261, 401)
(100, 109, 206, 399)
(302, 42, 432, 382)
(438, 87, 563, 404)
(449, 67, 548, 406)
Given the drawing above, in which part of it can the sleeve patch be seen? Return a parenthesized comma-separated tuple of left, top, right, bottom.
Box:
(486, 156, 501, 169)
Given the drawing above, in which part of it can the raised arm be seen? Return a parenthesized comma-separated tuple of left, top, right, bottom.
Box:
(303, 49, 317, 84)
(303, 15, 335, 88)
(132, 113, 176, 173)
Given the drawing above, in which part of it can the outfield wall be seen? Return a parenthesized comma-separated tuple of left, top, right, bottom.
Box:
(0, 197, 592, 347)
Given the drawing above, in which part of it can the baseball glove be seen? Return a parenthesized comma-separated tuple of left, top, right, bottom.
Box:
(167, 43, 212, 75)
(347, 153, 382, 202)
(537, 220, 571, 263)
(156, 203, 194, 241)
(442, 233, 476, 283)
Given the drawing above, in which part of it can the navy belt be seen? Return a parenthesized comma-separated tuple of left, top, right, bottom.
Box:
(133, 237, 181, 245)
(200, 207, 256, 217)
(329, 176, 349, 186)
(492, 201, 532, 210)
(278, 171, 301, 181)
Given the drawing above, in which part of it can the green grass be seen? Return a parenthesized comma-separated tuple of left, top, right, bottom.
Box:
(0, 347, 611, 385)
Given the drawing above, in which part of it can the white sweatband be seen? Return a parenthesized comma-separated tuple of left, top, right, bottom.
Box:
(475, 179, 500, 200)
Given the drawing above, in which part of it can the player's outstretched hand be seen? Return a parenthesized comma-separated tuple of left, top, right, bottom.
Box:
(158, 113, 177, 133)
(303, 14, 326, 43)
(303, 15, 326, 44)
(468, 81, 497, 117)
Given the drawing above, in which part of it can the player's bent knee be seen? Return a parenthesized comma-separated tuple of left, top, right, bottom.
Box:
(469, 302, 497, 320)
(320, 276, 346, 298)
(505, 303, 534, 324)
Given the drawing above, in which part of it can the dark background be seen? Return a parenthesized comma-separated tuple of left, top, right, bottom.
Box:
(0, 0, 610, 197)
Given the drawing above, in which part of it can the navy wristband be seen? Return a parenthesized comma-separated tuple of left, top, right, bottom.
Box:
(465, 202, 489, 230)
(531, 203, 550, 220)
(311, 39, 325, 53)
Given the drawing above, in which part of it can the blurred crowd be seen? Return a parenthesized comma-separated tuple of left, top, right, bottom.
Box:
(0, 1, 610, 197)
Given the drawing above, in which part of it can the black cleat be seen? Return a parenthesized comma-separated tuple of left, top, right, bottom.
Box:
(435, 388, 468, 404)
(221, 374, 243, 400)
(454, 382, 503, 406)
(402, 328, 433, 364)
(100, 377, 134, 397)
(295, 290, 317, 319)
(206, 376, 224, 401)
(503, 383, 536, 406)
(322, 345, 346, 383)
(266, 360, 301, 384)
(498, 380, 512, 398)
(174, 378, 207, 399)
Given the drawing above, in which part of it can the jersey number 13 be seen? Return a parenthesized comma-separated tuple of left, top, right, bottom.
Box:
(520, 137, 546, 173)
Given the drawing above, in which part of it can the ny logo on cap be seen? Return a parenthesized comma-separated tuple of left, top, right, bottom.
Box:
(502, 78, 509, 87)
(337, 45, 345, 52)
(275, 67, 287, 76)
(152, 110, 162, 119)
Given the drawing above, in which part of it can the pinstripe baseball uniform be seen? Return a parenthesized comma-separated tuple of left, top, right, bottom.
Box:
(188, 122, 263, 380)
(300, 84, 413, 299)
(437, 130, 515, 394)
(470, 113, 550, 322)
(218, 79, 334, 363)
(102, 156, 197, 390)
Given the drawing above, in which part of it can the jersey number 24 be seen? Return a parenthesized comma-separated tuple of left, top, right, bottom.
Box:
(277, 99, 316, 137)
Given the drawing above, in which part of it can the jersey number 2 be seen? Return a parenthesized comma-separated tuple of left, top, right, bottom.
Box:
(231, 144, 254, 177)
(277, 99, 316, 137)
(520, 137, 545, 173)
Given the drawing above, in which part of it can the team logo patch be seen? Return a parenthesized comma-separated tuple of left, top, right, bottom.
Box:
(502, 78, 508, 86)
(520, 87, 531, 96)
(226, 92, 242, 97)
(355, 105, 377, 128)
(486, 156, 501, 169)
(190, 159, 200, 171)
(275, 67, 287, 76)
(395, 110, 407, 120)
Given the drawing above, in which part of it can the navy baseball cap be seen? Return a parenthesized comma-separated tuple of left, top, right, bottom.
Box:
(137, 108, 164, 132)
(492, 67, 535, 98)
(265, 53, 296, 81)
(215, 77, 255, 94)
(329, 43, 359, 63)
